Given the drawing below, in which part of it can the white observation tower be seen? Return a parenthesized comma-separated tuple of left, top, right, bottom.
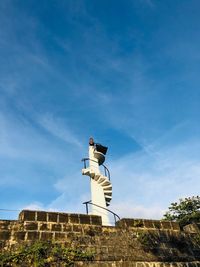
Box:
(82, 138, 112, 225)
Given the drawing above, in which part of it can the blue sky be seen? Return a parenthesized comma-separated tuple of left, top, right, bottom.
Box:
(1, 0, 200, 220)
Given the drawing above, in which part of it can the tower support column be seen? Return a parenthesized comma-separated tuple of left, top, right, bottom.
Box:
(82, 138, 112, 225)
(89, 145, 110, 225)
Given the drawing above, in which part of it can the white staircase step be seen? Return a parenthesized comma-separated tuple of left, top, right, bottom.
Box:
(82, 168, 90, 175)
(104, 191, 112, 197)
(90, 171, 95, 178)
(98, 177, 110, 186)
(101, 180, 110, 187)
(94, 174, 101, 181)
(82, 168, 97, 179)
(97, 176, 106, 184)
(104, 192, 112, 198)
(82, 161, 113, 207)
(103, 185, 112, 191)
(105, 196, 112, 201)
(104, 192, 112, 197)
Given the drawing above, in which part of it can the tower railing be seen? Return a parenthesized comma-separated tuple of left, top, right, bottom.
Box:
(81, 158, 111, 181)
(83, 200, 120, 224)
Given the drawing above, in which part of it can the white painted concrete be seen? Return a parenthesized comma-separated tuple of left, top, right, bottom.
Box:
(82, 141, 113, 225)
(88, 145, 110, 225)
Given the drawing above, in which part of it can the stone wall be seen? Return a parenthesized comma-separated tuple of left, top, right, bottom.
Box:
(0, 210, 200, 266)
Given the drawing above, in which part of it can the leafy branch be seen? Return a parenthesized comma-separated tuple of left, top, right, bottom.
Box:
(163, 196, 200, 228)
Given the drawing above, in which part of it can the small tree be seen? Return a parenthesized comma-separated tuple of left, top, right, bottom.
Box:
(163, 196, 200, 228)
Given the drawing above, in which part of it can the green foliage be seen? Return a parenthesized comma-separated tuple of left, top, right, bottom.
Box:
(137, 232, 159, 248)
(0, 241, 94, 266)
(163, 196, 200, 227)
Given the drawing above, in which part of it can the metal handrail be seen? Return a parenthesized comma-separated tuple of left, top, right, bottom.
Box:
(81, 158, 111, 181)
(83, 200, 120, 224)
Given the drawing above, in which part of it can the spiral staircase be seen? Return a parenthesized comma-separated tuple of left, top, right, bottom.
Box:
(82, 140, 114, 225)
(82, 166, 112, 206)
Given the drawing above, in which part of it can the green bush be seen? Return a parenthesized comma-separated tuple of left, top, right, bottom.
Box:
(163, 196, 200, 228)
(0, 241, 94, 266)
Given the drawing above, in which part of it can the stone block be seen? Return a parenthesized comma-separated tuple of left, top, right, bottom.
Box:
(26, 231, 40, 240)
(115, 219, 126, 228)
(58, 213, 69, 223)
(39, 222, 50, 231)
(11, 222, 23, 231)
(73, 224, 83, 233)
(67, 232, 75, 239)
(37, 211, 47, 221)
(54, 232, 67, 241)
(51, 223, 62, 231)
(134, 219, 144, 228)
(0, 221, 12, 230)
(106, 255, 116, 261)
(79, 214, 91, 224)
(143, 220, 154, 228)
(70, 214, 79, 224)
(153, 220, 162, 229)
(85, 226, 102, 236)
(0, 231, 10, 240)
(116, 219, 145, 228)
(40, 231, 53, 240)
(24, 222, 38, 231)
(161, 221, 172, 230)
(91, 215, 102, 225)
(19, 210, 36, 221)
(48, 212, 58, 222)
(13, 231, 26, 241)
(63, 224, 73, 232)
(171, 222, 180, 231)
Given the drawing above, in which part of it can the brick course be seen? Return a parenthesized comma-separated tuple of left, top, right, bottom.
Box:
(0, 210, 200, 266)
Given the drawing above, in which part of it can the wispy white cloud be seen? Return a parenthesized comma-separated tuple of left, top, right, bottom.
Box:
(0, 112, 65, 163)
(37, 114, 82, 148)
(23, 202, 45, 211)
(46, 192, 87, 214)
(109, 136, 200, 219)
(23, 191, 90, 214)
(112, 201, 164, 219)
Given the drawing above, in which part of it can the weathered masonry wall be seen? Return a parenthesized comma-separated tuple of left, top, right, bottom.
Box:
(0, 210, 200, 266)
